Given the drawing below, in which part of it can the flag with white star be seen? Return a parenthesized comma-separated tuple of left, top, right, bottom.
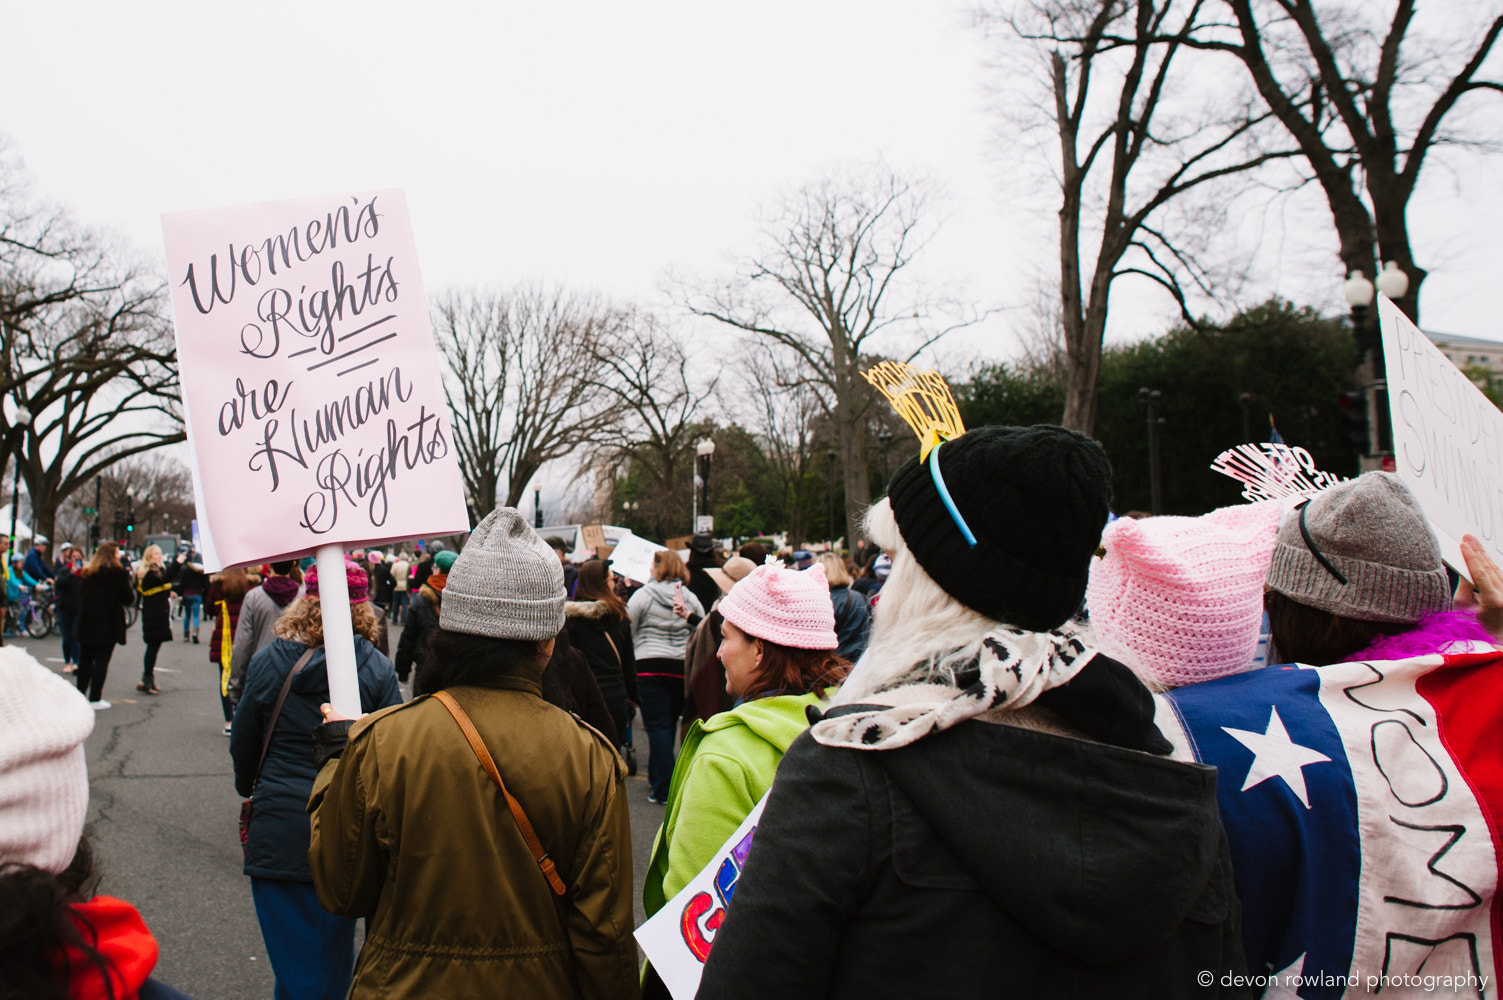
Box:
(1158, 652, 1501, 999)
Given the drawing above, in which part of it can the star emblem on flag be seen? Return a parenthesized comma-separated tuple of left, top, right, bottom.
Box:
(1223, 706, 1331, 808)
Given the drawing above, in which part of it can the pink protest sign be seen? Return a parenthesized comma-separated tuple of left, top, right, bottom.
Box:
(161, 190, 468, 569)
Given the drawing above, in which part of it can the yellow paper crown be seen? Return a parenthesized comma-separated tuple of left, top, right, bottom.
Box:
(862, 361, 966, 460)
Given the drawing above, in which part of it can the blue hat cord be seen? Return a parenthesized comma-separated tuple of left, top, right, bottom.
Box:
(927, 441, 978, 549)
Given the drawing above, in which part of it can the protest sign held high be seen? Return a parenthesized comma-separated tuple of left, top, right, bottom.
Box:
(1380, 296, 1503, 577)
(161, 190, 469, 571)
(162, 190, 469, 714)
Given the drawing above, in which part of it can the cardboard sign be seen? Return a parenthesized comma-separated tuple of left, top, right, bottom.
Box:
(1380, 296, 1503, 577)
(580, 523, 612, 559)
(161, 191, 469, 569)
(635, 795, 767, 1000)
(607, 531, 666, 585)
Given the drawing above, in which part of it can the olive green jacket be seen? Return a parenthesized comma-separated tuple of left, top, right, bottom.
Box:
(308, 678, 638, 1000)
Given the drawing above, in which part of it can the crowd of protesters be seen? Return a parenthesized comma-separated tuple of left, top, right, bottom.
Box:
(6, 419, 1503, 998)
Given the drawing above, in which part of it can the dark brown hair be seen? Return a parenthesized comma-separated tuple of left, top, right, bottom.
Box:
(726, 621, 850, 700)
(1265, 590, 1409, 667)
(575, 559, 626, 622)
(80, 543, 120, 579)
(212, 567, 251, 604)
(0, 837, 116, 1000)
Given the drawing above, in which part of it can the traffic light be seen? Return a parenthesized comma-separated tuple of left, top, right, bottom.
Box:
(126, 522, 135, 535)
(1337, 391, 1368, 452)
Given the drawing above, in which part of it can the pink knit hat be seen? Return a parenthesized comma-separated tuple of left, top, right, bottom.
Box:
(718, 563, 839, 650)
(305, 561, 370, 603)
(1086, 501, 1285, 689)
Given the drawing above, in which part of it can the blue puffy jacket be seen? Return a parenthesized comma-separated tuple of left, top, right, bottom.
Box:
(230, 635, 401, 881)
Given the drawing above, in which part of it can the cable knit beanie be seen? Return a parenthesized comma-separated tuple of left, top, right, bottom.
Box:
(434, 550, 458, 572)
(718, 563, 839, 650)
(443, 507, 566, 641)
(0, 646, 94, 874)
(1087, 501, 1285, 688)
(1265, 472, 1450, 624)
(304, 562, 369, 603)
(887, 425, 1112, 631)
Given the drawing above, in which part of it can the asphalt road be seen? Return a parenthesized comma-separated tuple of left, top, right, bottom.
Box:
(11, 618, 663, 999)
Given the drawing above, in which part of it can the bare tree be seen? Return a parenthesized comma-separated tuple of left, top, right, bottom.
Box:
(737, 341, 831, 546)
(1193, 1, 1503, 322)
(678, 162, 976, 545)
(586, 314, 718, 541)
(979, 0, 1299, 433)
(434, 284, 623, 514)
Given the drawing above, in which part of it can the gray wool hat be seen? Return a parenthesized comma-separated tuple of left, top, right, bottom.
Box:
(1265, 472, 1450, 625)
(441, 507, 566, 641)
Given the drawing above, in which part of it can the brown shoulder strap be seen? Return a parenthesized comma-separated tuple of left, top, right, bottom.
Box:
(432, 689, 567, 897)
(252, 647, 318, 791)
(601, 629, 622, 667)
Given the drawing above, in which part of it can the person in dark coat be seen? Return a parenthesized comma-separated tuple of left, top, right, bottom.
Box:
(564, 559, 637, 747)
(817, 552, 872, 662)
(230, 563, 400, 1000)
(366, 551, 395, 609)
(538, 626, 617, 745)
(134, 545, 182, 695)
(176, 556, 210, 643)
(74, 542, 135, 709)
(699, 424, 1247, 1000)
(685, 534, 723, 619)
(208, 568, 251, 733)
(393, 550, 449, 683)
(53, 543, 83, 670)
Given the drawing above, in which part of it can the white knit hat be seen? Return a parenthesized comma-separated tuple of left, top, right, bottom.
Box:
(0, 646, 94, 873)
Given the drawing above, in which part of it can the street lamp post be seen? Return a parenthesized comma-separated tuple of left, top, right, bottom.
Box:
(1139, 388, 1165, 515)
(1344, 262, 1410, 464)
(9, 405, 30, 567)
(694, 439, 716, 532)
(876, 426, 894, 482)
(125, 487, 135, 547)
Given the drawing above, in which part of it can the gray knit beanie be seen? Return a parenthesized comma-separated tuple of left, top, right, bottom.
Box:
(1265, 472, 1450, 624)
(441, 507, 566, 640)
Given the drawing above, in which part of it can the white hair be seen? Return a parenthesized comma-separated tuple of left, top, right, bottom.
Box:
(830, 499, 999, 705)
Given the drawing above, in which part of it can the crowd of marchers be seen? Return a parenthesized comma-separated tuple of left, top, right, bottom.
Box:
(3, 422, 1501, 999)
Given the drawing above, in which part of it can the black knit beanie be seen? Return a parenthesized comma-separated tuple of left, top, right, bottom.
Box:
(887, 425, 1112, 631)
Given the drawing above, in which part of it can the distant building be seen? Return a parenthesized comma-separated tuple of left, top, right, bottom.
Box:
(1432, 333, 1503, 392)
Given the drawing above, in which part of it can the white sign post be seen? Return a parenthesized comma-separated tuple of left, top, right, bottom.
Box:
(1380, 295, 1503, 578)
(161, 190, 470, 716)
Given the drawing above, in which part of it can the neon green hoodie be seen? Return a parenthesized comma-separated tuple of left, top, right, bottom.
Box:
(642, 690, 828, 918)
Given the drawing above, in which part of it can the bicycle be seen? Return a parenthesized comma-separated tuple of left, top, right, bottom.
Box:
(5, 589, 53, 638)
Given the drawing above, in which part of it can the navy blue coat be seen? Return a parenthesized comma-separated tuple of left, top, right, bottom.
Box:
(230, 635, 401, 881)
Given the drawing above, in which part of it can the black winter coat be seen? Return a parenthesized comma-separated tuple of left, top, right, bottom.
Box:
(76, 567, 135, 646)
(393, 586, 439, 680)
(54, 566, 81, 614)
(699, 660, 1250, 1000)
(230, 635, 401, 881)
(138, 563, 181, 644)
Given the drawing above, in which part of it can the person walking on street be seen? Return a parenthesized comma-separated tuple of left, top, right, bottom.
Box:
(177, 555, 209, 643)
(307, 508, 639, 999)
(367, 551, 394, 611)
(565, 559, 638, 752)
(54, 544, 82, 672)
(393, 550, 452, 684)
(208, 568, 251, 736)
(628, 549, 705, 805)
(230, 561, 401, 1000)
(389, 552, 410, 625)
(227, 560, 301, 706)
(75, 542, 135, 710)
(134, 546, 182, 696)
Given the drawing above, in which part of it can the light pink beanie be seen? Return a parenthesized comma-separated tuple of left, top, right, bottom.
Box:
(1086, 501, 1285, 689)
(0, 646, 94, 874)
(718, 563, 839, 650)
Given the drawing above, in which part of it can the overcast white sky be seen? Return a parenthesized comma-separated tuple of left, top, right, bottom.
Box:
(3, 0, 1501, 363)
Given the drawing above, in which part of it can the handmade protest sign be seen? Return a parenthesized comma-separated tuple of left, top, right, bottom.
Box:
(635, 795, 767, 1000)
(607, 531, 667, 585)
(160, 190, 468, 570)
(1380, 296, 1503, 577)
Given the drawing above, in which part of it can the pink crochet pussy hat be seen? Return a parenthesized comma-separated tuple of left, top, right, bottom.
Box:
(718, 563, 839, 650)
(1087, 501, 1285, 689)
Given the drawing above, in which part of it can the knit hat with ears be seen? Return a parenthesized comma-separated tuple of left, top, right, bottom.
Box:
(305, 561, 370, 603)
(717, 563, 839, 650)
(1087, 501, 1285, 689)
(0, 646, 95, 874)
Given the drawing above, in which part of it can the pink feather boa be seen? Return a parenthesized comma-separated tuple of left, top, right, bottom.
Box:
(1349, 609, 1499, 661)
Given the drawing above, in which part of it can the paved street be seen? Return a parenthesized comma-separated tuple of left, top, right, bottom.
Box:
(9, 619, 663, 1000)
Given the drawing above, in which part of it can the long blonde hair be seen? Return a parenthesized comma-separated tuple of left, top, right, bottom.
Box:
(830, 499, 996, 705)
(136, 545, 164, 579)
(274, 595, 382, 647)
